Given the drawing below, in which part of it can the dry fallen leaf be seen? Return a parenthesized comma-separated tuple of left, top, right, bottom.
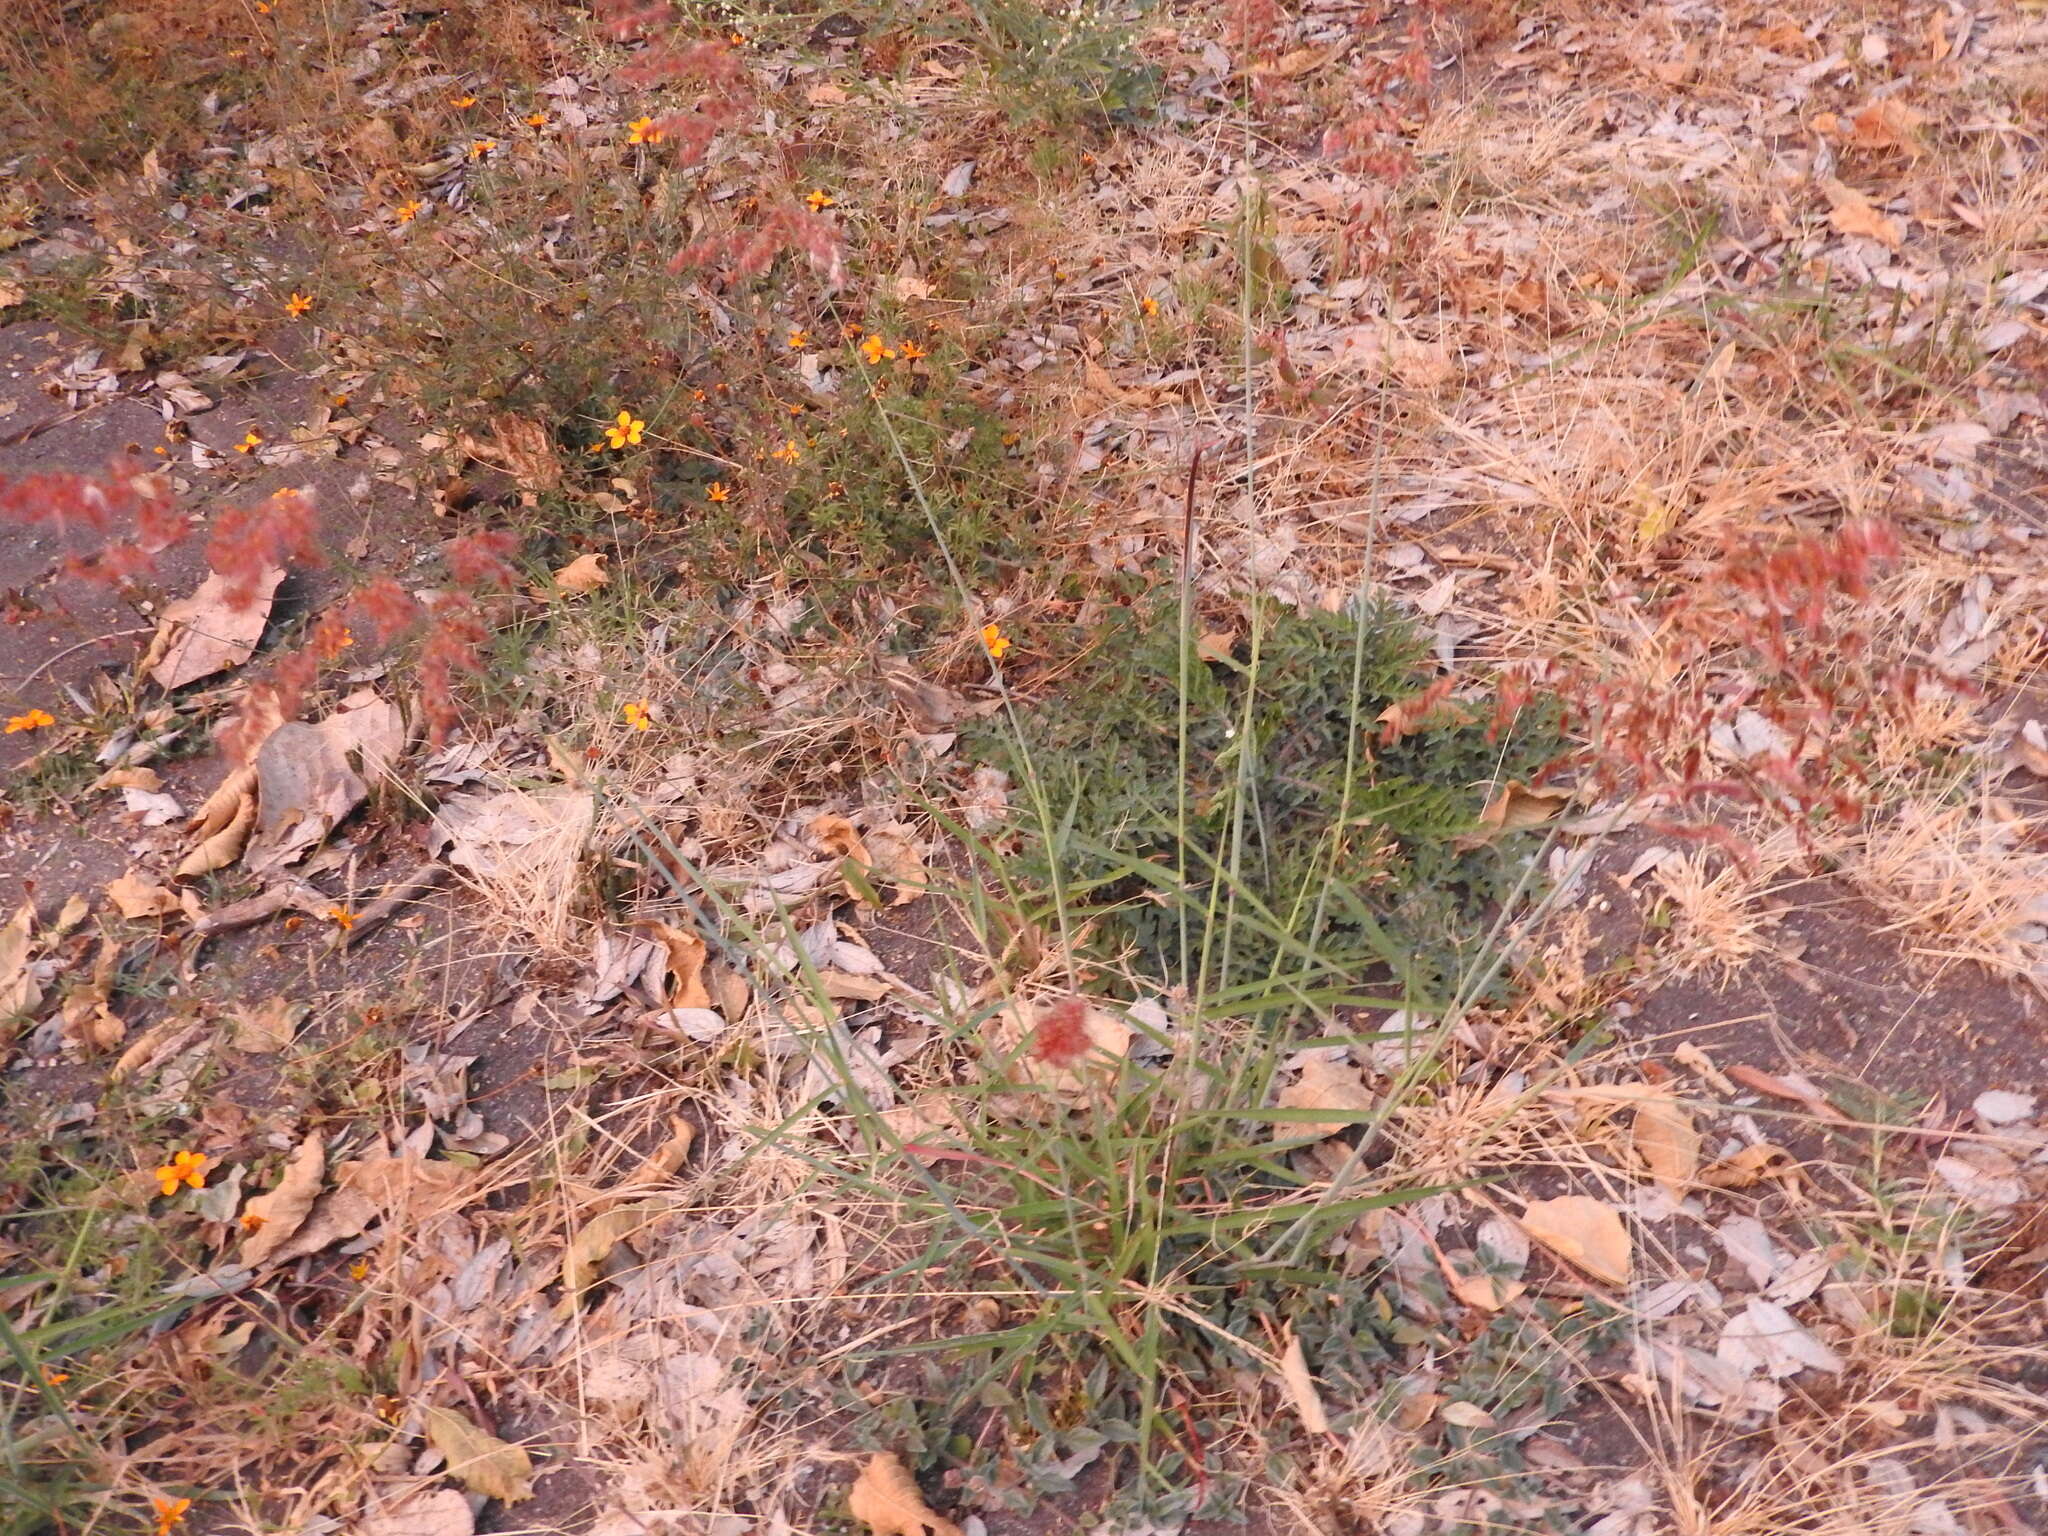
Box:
(175, 790, 256, 877)
(1632, 1096, 1700, 1197)
(1699, 1142, 1797, 1189)
(105, 870, 180, 920)
(1822, 178, 1904, 249)
(861, 820, 927, 906)
(456, 412, 561, 491)
(1519, 1195, 1631, 1286)
(848, 1453, 963, 1536)
(1462, 781, 1572, 845)
(245, 690, 406, 872)
(142, 563, 286, 691)
(357, 1487, 475, 1536)
(1276, 1327, 1330, 1434)
(239, 1133, 327, 1268)
(0, 903, 42, 1017)
(647, 921, 711, 1009)
(422, 1405, 534, 1505)
(1276, 1055, 1376, 1141)
(561, 1201, 663, 1305)
(549, 551, 609, 596)
(232, 997, 306, 1054)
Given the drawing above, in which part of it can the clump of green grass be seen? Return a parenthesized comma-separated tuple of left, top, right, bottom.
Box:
(979, 596, 1563, 998)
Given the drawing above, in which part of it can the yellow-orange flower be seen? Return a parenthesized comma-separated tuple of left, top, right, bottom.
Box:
(1140, 295, 1159, 317)
(622, 700, 652, 732)
(450, 93, 478, 108)
(603, 410, 646, 450)
(898, 339, 927, 361)
(526, 111, 548, 127)
(153, 1151, 208, 1199)
(152, 1497, 191, 1536)
(706, 481, 731, 503)
(393, 198, 423, 224)
(981, 623, 1012, 661)
(786, 328, 809, 349)
(42, 1368, 69, 1387)
(5, 708, 54, 734)
(468, 139, 496, 160)
(627, 115, 664, 145)
(858, 334, 895, 365)
(325, 906, 355, 931)
(285, 291, 313, 319)
(770, 439, 801, 464)
(805, 188, 835, 211)
(234, 429, 263, 454)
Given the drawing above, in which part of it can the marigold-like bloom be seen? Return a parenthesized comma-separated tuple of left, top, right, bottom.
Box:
(627, 115, 664, 145)
(859, 334, 897, 364)
(326, 906, 355, 931)
(805, 188, 835, 211)
(153, 1151, 208, 1198)
(981, 622, 1011, 660)
(4, 708, 53, 734)
(285, 291, 313, 319)
(469, 139, 496, 160)
(393, 198, 423, 224)
(899, 340, 927, 361)
(770, 439, 800, 464)
(526, 111, 548, 127)
(786, 328, 809, 349)
(603, 410, 646, 449)
(234, 429, 263, 454)
(622, 700, 652, 731)
(706, 481, 730, 503)
(450, 93, 478, 108)
(153, 1497, 191, 1536)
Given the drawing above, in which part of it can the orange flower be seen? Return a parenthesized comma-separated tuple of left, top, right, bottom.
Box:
(393, 198, 423, 224)
(627, 116, 664, 145)
(1140, 295, 1159, 317)
(325, 906, 355, 931)
(468, 139, 496, 160)
(770, 439, 801, 464)
(450, 93, 478, 108)
(786, 328, 809, 349)
(706, 481, 731, 503)
(805, 188, 835, 211)
(152, 1497, 191, 1536)
(285, 291, 314, 319)
(622, 700, 653, 731)
(603, 410, 646, 450)
(5, 708, 54, 734)
(981, 623, 1011, 661)
(153, 1151, 208, 1198)
(234, 429, 263, 454)
(898, 340, 927, 361)
(42, 1368, 69, 1387)
(858, 333, 895, 365)
(349, 1258, 370, 1282)
(525, 111, 548, 128)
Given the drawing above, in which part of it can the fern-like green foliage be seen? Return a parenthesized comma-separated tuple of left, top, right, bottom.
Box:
(985, 597, 1561, 998)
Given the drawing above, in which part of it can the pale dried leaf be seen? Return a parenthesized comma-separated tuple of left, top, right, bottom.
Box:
(106, 870, 180, 920)
(648, 921, 711, 1009)
(174, 791, 256, 877)
(1277, 1327, 1330, 1434)
(422, 1405, 534, 1504)
(1699, 1142, 1796, 1189)
(1717, 1298, 1842, 1378)
(550, 551, 609, 596)
(1822, 178, 1904, 248)
(1632, 1097, 1700, 1197)
(239, 1133, 327, 1267)
(232, 997, 306, 1054)
(848, 1453, 963, 1536)
(1519, 1196, 1631, 1286)
(144, 564, 285, 690)
(357, 1487, 475, 1536)
(562, 1201, 663, 1302)
(0, 903, 43, 1016)
(1276, 1055, 1376, 1141)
